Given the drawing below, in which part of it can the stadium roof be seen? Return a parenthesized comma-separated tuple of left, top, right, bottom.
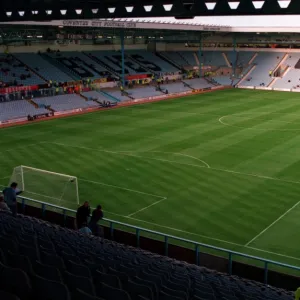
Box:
(4, 17, 300, 33)
(0, 0, 298, 22)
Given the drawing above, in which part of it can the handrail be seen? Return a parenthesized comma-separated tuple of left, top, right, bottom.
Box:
(16, 194, 300, 283)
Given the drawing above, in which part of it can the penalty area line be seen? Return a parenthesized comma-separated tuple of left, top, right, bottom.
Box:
(126, 197, 168, 218)
(245, 200, 300, 247)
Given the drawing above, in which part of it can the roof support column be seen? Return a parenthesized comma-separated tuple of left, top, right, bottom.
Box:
(233, 34, 237, 80)
(120, 29, 125, 87)
(198, 32, 202, 78)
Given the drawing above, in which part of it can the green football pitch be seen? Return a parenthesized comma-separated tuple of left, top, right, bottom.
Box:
(2, 88, 300, 271)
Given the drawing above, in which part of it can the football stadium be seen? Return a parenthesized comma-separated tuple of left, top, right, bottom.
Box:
(1, 0, 300, 299)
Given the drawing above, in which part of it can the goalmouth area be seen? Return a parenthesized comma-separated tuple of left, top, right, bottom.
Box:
(2, 88, 300, 272)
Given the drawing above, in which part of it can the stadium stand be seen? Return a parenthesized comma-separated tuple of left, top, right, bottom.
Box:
(127, 50, 180, 73)
(0, 100, 49, 121)
(45, 52, 111, 80)
(0, 54, 45, 87)
(87, 51, 149, 76)
(15, 53, 74, 83)
(81, 91, 114, 103)
(162, 52, 197, 67)
(160, 82, 191, 94)
(272, 54, 300, 89)
(34, 94, 99, 111)
(202, 51, 227, 67)
(0, 211, 294, 300)
(242, 52, 285, 87)
(126, 86, 163, 98)
(183, 78, 214, 89)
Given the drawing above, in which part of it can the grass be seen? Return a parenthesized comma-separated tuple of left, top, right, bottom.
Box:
(2, 88, 300, 274)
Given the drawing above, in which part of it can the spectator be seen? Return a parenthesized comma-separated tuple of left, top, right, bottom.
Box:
(76, 201, 91, 229)
(2, 182, 21, 216)
(79, 222, 92, 235)
(89, 205, 104, 236)
(0, 195, 10, 212)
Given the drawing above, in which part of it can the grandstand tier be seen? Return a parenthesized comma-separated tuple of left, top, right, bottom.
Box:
(0, 211, 295, 300)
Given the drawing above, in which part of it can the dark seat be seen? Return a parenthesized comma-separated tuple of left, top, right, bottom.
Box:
(33, 274, 71, 300)
(64, 271, 96, 296)
(0, 237, 18, 254)
(94, 270, 122, 289)
(67, 260, 92, 278)
(0, 290, 21, 300)
(127, 279, 154, 300)
(96, 282, 132, 300)
(6, 251, 34, 276)
(41, 251, 66, 270)
(133, 277, 158, 300)
(34, 260, 63, 282)
(75, 289, 106, 300)
(108, 267, 128, 287)
(159, 291, 184, 300)
(0, 263, 32, 300)
(19, 243, 40, 263)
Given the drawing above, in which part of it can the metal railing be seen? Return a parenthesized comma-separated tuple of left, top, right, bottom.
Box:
(17, 195, 300, 284)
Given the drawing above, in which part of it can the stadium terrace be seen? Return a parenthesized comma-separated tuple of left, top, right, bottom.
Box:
(1, 14, 300, 300)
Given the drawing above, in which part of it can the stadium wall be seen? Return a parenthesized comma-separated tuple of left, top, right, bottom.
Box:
(16, 202, 300, 291)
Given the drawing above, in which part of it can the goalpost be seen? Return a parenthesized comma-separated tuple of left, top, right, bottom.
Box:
(9, 165, 79, 208)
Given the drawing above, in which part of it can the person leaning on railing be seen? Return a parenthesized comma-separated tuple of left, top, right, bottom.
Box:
(89, 205, 104, 237)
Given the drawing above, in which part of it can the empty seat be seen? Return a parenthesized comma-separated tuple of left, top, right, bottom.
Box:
(0, 263, 32, 300)
(0, 290, 21, 300)
(64, 271, 96, 296)
(6, 252, 34, 276)
(94, 270, 122, 289)
(33, 274, 71, 300)
(33, 261, 63, 282)
(67, 260, 92, 278)
(41, 251, 65, 270)
(127, 280, 154, 300)
(75, 289, 106, 300)
(96, 282, 132, 300)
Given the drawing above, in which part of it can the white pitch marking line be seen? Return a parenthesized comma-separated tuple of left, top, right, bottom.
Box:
(0, 142, 45, 156)
(246, 246, 300, 262)
(126, 216, 243, 247)
(79, 178, 165, 199)
(245, 200, 300, 247)
(127, 197, 167, 218)
(125, 216, 300, 261)
(49, 141, 300, 188)
(218, 114, 300, 131)
(119, 150, 210, 168)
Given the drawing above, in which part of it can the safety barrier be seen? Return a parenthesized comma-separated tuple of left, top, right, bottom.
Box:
(17, 195, 300, 284)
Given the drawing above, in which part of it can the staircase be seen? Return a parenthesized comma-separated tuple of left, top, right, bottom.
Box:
(248, 53, 258, 65)
(267, 78, 279, 88)
(222, 53, 231, 67)
(42, 54, 79, 81)
(100, 90, 122, 102)
(181, 80, 193, 90)
(156, 52, 181, 70)
(236, 65, 256, 86)
(13, 55, 47, 83)
(26, 98, 38, 108)
(177, 52, 190, 65)
(194, 53, 200, 66)
(84, 53, 120, 78)
(272, 53, 289, 74)
(126, 54, 154, 75)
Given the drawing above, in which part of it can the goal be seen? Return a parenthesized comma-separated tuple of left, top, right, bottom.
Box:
(9, 166, 79, 208)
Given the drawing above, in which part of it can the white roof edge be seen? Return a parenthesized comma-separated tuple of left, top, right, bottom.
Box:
(1, 20, 300, 33)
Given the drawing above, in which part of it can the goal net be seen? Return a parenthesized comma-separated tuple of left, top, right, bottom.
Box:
(9, 166, 79, 209)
